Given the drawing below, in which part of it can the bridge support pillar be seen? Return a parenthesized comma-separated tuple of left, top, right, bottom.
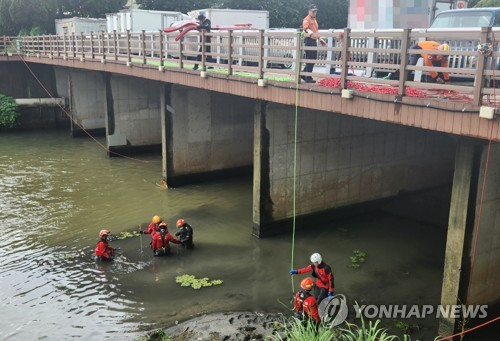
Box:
(164, 85, 254, 187)
(104, 75, 162, 155)
(439, 140, 500, 336)
(252, 102, 456, 237)
(253, 102, 272, 237)
(54, 67, 106, 137)
(439, 140, 478, 336)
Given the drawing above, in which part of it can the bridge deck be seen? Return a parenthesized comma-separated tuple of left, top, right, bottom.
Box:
(2, 27, 500, 141)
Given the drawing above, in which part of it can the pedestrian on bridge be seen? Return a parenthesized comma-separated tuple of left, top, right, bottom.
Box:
(302, 4, 326, 83)
(193, 11, 215, 71)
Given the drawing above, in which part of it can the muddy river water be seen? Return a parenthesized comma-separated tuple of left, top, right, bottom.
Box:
(0, 130, 453, 339)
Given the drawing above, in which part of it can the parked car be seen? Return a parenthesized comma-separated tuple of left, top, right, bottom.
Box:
(429, 8, 500, 82)
(430, 7, 500, 29)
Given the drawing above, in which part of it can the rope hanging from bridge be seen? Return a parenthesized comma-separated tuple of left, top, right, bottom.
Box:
(289, 30, 304, 294)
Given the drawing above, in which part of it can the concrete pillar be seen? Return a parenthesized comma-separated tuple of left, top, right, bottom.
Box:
(439, 140, 478, 336)
(466, 142, 500, 305)
(106, 75, 162, 155)
(160, 84, 167, 179)
(166, 85, 254, 187)
(253, 103, 457, 237)
(253, 102, 272, 237)
(54, 67, 106, 137)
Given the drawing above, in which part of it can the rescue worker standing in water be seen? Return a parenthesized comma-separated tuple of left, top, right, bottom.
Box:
(151, 222, 180, 256)
(175, 218, 194, 249)
(294, 277, 321, 325)
(290, 252, 334, 305)
(141, 215, 163, 236)
(95, 229, 115, 261)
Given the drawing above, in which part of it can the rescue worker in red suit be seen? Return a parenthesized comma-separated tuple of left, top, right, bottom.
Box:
(290, 252, 334, 305)
(294, 277, 321, 325)
(151, 222, 180, 256)
(175, 218, 194, 249)
(141, 215, 163, 237)
(95, 229, 115, 261)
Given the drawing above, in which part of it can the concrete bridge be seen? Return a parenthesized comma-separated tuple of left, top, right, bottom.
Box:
(1, 27, 500, 335)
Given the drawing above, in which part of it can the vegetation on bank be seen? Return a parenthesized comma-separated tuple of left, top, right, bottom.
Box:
(268, 315, 410, 341)
(0, 94, 19, 128)
(138, 315, 411, 341)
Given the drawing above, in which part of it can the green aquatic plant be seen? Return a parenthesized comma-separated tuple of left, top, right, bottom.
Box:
(113, 230, 141, 240)
(349, 250, 367, 269)
(175, 274, 223, 290)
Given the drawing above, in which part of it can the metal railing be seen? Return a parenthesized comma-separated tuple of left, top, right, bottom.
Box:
(4, 27, 500, 106)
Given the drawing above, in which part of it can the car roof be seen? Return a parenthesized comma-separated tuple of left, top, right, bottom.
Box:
(436, 7, 500, 15)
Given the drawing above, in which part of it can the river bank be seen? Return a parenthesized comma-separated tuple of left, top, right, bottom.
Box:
(158, 311, 283, 340)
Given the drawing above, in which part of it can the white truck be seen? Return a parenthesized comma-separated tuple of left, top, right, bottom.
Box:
(106, 9, 192, 32)
(187, 9, 269, 29)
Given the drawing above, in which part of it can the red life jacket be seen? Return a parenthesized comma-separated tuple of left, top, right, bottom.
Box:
(293, 290, 320, 323)
(151, 231, 179, 251)
(297, 262, 335, 292)
(95, 240, 113, 259)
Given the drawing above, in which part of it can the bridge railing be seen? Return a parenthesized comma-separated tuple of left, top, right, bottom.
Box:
(11, 28, 500, 105)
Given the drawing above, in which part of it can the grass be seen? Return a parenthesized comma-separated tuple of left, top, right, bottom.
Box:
(268, 317, 339, 341)
(267, 315, 411, 341)
(340, 317, 411, 341)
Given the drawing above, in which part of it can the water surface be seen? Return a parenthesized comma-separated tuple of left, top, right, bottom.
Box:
(0, 130, 449, 339)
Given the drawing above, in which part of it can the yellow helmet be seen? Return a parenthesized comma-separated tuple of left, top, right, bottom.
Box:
(438, 43, 450, 51)
(152, 215, 161, 224)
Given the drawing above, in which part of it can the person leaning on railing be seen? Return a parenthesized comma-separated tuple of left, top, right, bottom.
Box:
(389, 41, 450, 84)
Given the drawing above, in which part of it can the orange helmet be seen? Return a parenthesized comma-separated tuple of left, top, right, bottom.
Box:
(99, 229, 110, 238)
(300, 277, 314, 290)
(152, 215, 161, 224)
(176, 218, 185, 227)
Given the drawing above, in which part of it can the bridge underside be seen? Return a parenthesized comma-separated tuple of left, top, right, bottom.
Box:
(1, 60, 499, 336)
